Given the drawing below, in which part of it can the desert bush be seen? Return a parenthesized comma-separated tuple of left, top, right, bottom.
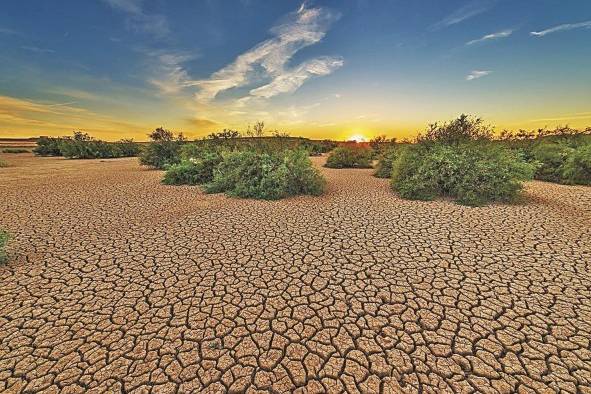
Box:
(530, 143, 574, 183)
(0, 159, 8, 168)
(0, 230, 8, 264)
(34, 136, 63, 156)
(2, 148, 29, 153)
(391, 143, 534, 206)
(417, 114, 493, 145)
(370, 135, 396, 158)
(139, 127, 184, 169)
(325, 146, 373, 169)
(205, 149, 325, 200)
(561, 144, 591, 185)
(163, 150, 223, 185)
(58, 134, 139, 159)
(114, 139, 141, 157)
(374, 146, 405, 178)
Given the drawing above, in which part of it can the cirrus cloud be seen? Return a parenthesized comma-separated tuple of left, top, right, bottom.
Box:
(466, 70, 492, 81)
(466, 29, 513, 45)
(530, 20, 591, 37)
(183, 3, 343, 102)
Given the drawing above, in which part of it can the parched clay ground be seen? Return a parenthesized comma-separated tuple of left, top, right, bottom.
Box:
(1, 153, 590, 393)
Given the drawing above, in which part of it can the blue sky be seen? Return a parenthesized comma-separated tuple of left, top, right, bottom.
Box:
(1, 0, 590, 140)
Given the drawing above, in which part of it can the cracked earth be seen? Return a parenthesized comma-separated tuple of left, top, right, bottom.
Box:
(1, 153, 590, 393)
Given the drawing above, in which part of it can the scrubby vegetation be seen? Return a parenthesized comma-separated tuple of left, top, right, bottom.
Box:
(162, 149, 222, 185)
(33, 132, 140, 159)
(160, 126, 328, 200)
(2, 148, 29, 153)
(374, 145, 405, 178)
(325, 146, 373, 168)
(139, 128, 185, 169)
(0, 230, 8, 264)
(34, 136, 63, 156)
(390, 115, 535, 206)
(0, 159, 8, 168)
(499, 126, 591, 185)
(205, 149, 325, 200)
(59, 132, 140, 159)
(369, 135, 397, 158)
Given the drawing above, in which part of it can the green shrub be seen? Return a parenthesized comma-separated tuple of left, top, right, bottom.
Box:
(205, 149, 325, 200)
(374, 146, 404, 178)
(139, 127, 184, 169)
(391, 143, 535, 206)
(0, 159, 8, 168)
(561, 144, 591, 185)
(530, 143, 574, 183)
(163, 151, 223, 185)
(417, 114, 493, 145)
(114, 139, 141, 157)
(325, 146, 373, 169)
(34, 136, 63, 156)
(2, 148, 29, 153)
(0, 230, 8, 264)
(34, 132, 140, 159)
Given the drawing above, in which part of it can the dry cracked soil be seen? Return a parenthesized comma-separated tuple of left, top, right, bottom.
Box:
(1, 153, 590, 393)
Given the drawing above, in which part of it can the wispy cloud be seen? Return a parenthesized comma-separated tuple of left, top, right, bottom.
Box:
(147, 52, 194, 94)
(21, 46, 56, 54)
(432, 0, 495, 30)
(249, 57, 344, 98)
(466, 70, 491, 80)
(103, 0, 169, 38)
(466, 29, 513, 45)
(185, 3, 342, 102)
(530, 20, 591, 37)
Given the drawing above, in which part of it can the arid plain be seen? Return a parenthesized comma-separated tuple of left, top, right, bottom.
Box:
(1, 152, 590, 393)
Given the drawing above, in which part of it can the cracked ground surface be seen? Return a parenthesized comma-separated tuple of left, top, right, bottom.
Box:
(1, 153, 591, 393)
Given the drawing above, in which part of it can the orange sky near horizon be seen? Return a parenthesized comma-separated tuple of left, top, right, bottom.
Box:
(2, 94, 590, 142)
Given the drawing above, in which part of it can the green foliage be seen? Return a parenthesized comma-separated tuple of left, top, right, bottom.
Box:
(58, 132, 140, 159)
(530, 143, 573, 183)
(0, 159, 7, 168)
(391, 143, 534, 206)
(417, 114, 493, 145)
(301, 139, 337, 156)
(139, 127, 184, 169)
(325, 146, 373, 169)
(114, 139, 141, 157)
(2, 148, 29, 153)
(369, 135, 397, 158)
(34, 136, 63, 156)
(0, 230, 8, 264)
(561, 144, 591, 185)
(34, 132, 139, 159)
(374, 146, 404, 178)
(205, 149, 325, 200)
(163, 150, 223, 185)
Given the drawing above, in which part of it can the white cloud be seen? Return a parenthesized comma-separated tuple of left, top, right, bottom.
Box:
(466, 29, 513, 45)
(466, 70, 491, 80)
(432, 0, 495, 30)
(185, 3, 342, 102)
(103, 0, 169, 38)
(147, 52, 194, 94)
(249, 57, 343, 98)
(530, 20, 591, 37)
